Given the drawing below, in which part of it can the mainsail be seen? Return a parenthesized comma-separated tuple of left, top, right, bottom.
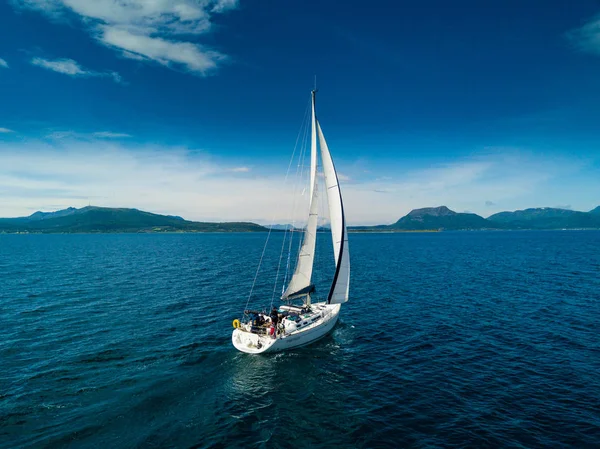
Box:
(282, 90, 350, 304)
(317, 121, 350, 304)
(281, 91, 319, 300)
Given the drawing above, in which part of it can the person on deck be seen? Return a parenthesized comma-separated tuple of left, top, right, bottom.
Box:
(270, 307, 279, 327)
(254, 313, 265, 327)
(270, 307, 282, 337)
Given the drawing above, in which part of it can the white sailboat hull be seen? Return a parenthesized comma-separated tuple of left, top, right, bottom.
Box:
(232, 302, 341, 354)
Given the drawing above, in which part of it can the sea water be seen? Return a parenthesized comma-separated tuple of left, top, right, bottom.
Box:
(1, 231, 599, 448)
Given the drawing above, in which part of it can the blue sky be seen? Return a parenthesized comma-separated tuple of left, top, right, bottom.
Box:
(1, 0, 599, 224)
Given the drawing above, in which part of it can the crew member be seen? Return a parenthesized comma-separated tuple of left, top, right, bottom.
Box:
(270, 307, 279, 326)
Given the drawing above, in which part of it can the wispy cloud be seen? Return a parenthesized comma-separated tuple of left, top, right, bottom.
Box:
(567, 15, 600, 55)
(0, 128, 14, 133)
(340, 150, 600, 224)
(100, 26, 225, 75)
(45, 131, 77, 140)
(92, 131, 132, 139)
(30, 57, 123, 83)
(0, 139, 287, 222)
(0, 58, 8, 68)
(0, 140, 598, 225)
(229, 166, 250, 173)
(45, 130, 131, 140)
(31, 57, 88, 76)
(14, 0, 239, 76)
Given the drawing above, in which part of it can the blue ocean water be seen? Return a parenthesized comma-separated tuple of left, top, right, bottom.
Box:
(1, 231, 600, 448)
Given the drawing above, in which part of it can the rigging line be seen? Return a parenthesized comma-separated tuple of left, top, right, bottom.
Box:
(282, 94, 312, 284)
(282, 122, 309, 296)
(280, 95, 311, 261)
(271, 96, 312, 308)
(242, 96, 311, 319)
(290, 102, 314, 290)
(282, 98, 311, 294)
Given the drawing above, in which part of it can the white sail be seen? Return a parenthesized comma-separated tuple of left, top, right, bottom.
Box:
(317, 121, 350, 304)
(281, 182, 318, 299)
(282, 92, 319, 300)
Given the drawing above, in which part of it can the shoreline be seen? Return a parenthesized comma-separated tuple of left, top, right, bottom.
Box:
(2, 228, 600, 235)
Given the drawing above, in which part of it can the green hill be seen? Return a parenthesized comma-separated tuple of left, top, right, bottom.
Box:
(390, 206, 493, 230)
(0, 206, 267, 233)
(488, 207, 578, 223)
(487, 207, 600, 229)
(349, 205, 600, 232)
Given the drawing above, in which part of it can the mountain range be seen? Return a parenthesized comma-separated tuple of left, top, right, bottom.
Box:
(1, 205, 599, 234)
(0, 206, 266, 233)
(351, 205, 600, 231)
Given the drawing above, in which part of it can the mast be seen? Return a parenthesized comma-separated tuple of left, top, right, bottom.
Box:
(309, 89, 317, 202)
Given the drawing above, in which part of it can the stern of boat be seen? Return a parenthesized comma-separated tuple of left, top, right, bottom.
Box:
(232, 328, 279, 354)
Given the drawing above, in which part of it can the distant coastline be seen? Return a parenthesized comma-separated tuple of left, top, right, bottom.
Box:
(347, 229, 440, 233)
(1, 204, 599, 234)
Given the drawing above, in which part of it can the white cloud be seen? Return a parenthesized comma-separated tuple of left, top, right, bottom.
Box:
(0, 58, 8, 68)
(567, 15, 600, 55)
(30, 57, 124, 83)
(31, 57, 87, 75)
(0, 140, 598, 225)
(99, 26, 224, 74)
(14, 0, 238, 75)
(0, 128, 14, 133)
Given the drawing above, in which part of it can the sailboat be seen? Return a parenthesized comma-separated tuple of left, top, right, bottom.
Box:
(231, 89, 350, 354)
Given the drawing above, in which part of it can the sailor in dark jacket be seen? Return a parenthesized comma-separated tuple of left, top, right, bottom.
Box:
(270, 307, 279, 326)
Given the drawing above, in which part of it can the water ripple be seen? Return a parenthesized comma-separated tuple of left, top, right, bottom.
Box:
(1, 232, 599, 448)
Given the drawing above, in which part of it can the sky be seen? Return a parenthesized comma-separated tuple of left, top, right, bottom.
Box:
(0, 0, 599, 225)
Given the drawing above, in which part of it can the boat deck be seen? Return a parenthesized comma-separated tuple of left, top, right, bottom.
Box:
(232, 302, 340, 353)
